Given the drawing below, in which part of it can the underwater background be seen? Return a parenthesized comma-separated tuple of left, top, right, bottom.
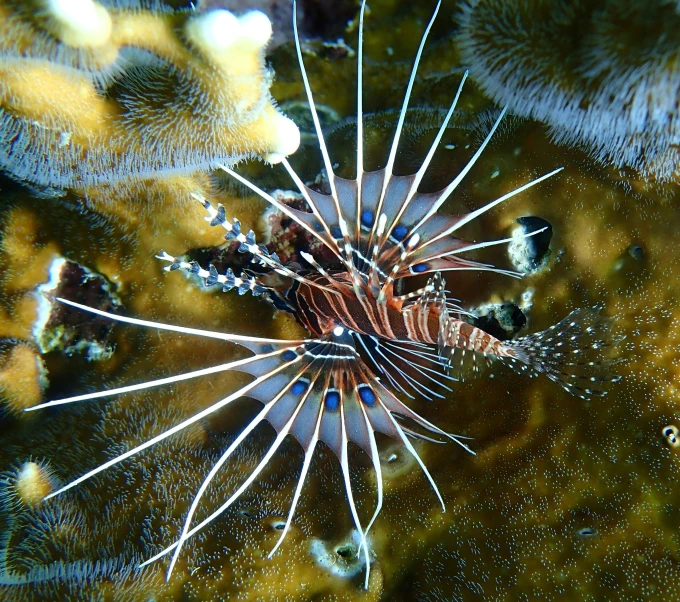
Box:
(1, 0, 679, 600)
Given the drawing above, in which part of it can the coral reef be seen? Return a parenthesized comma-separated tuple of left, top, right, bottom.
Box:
(1, 0, 680, 601)
(456, 0, 680, 183)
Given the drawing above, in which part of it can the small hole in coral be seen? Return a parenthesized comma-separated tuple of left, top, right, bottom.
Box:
(387, 453, 398, 463)
(661, 425, 680, 447)
(577, 527, 596, 537)
(273, 521, 286, 531)
(335, 544, 355, 559)
(628, 244, 644, 261)
(238, 507, 256, 519)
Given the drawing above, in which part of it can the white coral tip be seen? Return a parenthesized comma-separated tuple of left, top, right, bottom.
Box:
(264, 153, 285, 165)
(268, 115, 301, 162)
(44, 0, 111, 47)
(187, 10, 241, 52)
(237, 11, 273, 48)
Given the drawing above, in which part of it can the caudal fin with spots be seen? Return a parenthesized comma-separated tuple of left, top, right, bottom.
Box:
(502, 307, 624, 400)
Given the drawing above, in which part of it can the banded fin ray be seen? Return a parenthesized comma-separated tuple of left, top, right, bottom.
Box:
(27, 301, 471, 586)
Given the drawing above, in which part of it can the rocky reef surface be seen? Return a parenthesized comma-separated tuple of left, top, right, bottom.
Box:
(1, 1, 679, 601)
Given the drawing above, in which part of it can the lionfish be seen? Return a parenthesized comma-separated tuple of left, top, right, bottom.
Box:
(27, 0, 619, 589)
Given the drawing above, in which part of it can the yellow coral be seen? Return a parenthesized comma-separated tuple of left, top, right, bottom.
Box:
(0, 343, 48, 413)
(0, 0, 300, 192)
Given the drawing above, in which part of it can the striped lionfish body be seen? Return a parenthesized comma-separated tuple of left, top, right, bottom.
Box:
(28, 0, 621, 590)
(295, 269, 504, 351)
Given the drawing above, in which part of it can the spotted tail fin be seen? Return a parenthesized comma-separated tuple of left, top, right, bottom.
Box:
(501, 307, 624, 400)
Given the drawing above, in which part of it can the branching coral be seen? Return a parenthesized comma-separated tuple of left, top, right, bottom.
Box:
(456, 0, 680, 182)
(0, 0, 300, 192)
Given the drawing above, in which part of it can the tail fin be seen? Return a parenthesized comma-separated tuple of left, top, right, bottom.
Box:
(501, 307, 624, 400)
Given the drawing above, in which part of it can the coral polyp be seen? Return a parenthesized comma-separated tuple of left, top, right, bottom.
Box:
(0, 342, 48, 414)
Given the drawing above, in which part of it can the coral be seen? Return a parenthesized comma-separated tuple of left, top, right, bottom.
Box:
(198, 0, 358, 47)
(1, 461, 55, 508)
(0, 0, 300, 188)
(1, 0, 680, 600)
(34, 257, 123, 360)
(0, 342, 48, 414)
(0, 0, 300, 243)
(309, 530, 369, 579)
(471, 302, 527, 341)
(508, 215, 553, 273)
(662, 424, 679, 449)
(456, 0, 680, 182)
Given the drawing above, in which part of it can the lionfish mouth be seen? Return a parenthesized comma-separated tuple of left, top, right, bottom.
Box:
(26, 0, 622, 591)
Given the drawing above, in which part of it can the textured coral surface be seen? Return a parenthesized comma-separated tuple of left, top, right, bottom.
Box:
(456, 0, 680, 183)
(0, 0, 300, 245)
(1, 1, 679, 601)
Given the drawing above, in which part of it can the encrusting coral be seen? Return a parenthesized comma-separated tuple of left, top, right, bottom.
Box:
(1, 0, 680, 600)
(456, 0, 680, 183)
(0, 342, 48, 415)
